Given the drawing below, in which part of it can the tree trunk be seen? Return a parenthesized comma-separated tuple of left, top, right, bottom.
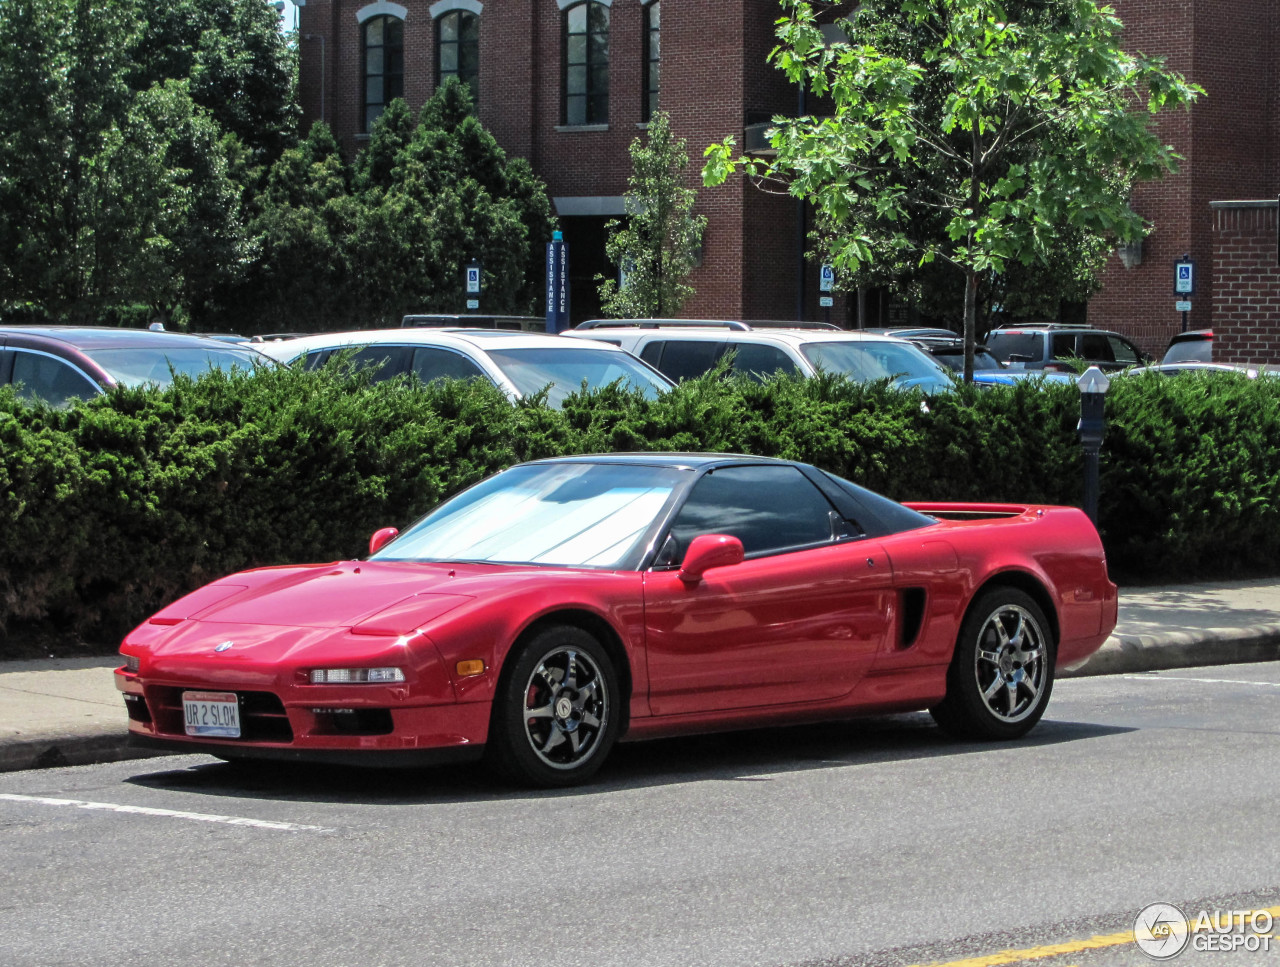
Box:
(963, 266, 978, 383)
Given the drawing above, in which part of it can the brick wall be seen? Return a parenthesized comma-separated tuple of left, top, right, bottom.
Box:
(1211, 201, 1280, 364)
(1091, 0, 1280, 358)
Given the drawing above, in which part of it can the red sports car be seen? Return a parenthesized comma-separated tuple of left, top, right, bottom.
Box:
(116, 454, 1118, 786)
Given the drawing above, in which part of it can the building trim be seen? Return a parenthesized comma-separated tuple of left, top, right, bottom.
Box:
(356, 2, 408, 24)
(1208, 200, 1279, 209)
(553, 196, 626, 216)
(429, 0, 483, 17)
(556, 0, 611, 9)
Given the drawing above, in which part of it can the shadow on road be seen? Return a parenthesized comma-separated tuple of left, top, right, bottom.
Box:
(124, 713, 1134, 806)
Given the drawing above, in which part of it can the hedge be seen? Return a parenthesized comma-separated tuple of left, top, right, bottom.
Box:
(1, 365, 1278, 643)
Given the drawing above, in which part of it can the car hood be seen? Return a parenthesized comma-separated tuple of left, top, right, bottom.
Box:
(146, 560, 560, 634)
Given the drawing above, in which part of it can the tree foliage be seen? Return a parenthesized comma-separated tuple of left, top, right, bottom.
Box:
(704, 0, 1201, 377)
(230, 82, 555, 331)
(597, 112, 707, 318)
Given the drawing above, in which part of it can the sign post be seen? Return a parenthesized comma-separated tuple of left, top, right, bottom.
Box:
(1174, 256, 1195, 333)
(545, 231, 569, 333)
(819, 264, 834, 327)
(465, 260, 482, 312)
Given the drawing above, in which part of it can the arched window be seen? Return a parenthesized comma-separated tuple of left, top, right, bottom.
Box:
(562, 1, 609, 125)
(643, 0, 659, 122)
(437, 10, 480, 101)
(364, 15, 404, 131)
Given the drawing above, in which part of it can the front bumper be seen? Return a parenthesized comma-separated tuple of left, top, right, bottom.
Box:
(115, 667, 491, 761)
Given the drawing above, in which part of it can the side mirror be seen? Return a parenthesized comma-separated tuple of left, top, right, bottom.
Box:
(368, 526, 399, 557)
(678, 534, 744, 585)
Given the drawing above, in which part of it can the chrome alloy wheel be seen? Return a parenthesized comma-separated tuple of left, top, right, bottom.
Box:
(522, 647, 609, 770)
(972, 604, 1048, 724)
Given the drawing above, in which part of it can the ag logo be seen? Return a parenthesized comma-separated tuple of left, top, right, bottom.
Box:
(214, 641, 234, 653)
(1135, 902, 1190, 960)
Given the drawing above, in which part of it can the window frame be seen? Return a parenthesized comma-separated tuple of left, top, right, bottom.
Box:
(562, 0, 610, 126)
(642, 0, 659, 122)
(436, 9, 480, 102)
(363, 14, 405, 133)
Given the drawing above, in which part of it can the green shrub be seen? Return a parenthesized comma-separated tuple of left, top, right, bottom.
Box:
(1, 368, 1277, 645)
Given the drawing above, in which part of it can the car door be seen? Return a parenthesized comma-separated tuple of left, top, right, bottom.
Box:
(643, 464, 894, 715)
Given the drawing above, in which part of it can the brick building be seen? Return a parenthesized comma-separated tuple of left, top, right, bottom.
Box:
(296, 1, 1280, 356)
(1088, 1, 1280, 361)
(296, 0, 831, 324)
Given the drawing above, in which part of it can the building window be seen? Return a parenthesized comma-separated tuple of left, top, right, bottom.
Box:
(563, 1, 609, 125)
(364, 15, 404, 131)
(643, 1, 659, 122)
(437, 10, 479, 101)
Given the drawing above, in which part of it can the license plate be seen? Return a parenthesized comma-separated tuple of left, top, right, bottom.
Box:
(183, 691, 241, 738)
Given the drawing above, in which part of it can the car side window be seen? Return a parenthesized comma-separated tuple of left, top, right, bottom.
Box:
(410, 347, 487, 384)
(1078, 333, 1114, 362)
(1108, 335, 1140, 365)
(654, 340, 725, 382)
(662, 465, 836, 561)
(639, 341, 664, 367)
(342, 345, 414, 382)
(10, 351, 99, 406)
(726, 344, 799, 381)
(1051, 333, 1077, 359)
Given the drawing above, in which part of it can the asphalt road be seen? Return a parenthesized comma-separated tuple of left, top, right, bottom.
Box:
(2, 663, 1279, 967)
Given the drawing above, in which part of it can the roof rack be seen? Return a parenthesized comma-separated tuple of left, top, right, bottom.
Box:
(574, 318, 753, 331)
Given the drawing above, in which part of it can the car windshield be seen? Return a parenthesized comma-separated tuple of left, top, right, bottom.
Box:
(800, 341, 953, 391)
(484, 347, 671, 406)
(372, 462, 684, 568)
(85, 346, 267, 389)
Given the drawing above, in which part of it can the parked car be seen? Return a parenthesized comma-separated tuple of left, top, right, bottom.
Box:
(256, 328, 674, 408)
(116, 452, 1117, 786)
(1161, 329, 1213, 364)
(0, 326, 271, 407)
(908, 336, 1005, 373)
(863, 326, 961, 341)
(985, 325, 1152, 372)
(575, 318, 842, 331)
(565, 326, 955, 392)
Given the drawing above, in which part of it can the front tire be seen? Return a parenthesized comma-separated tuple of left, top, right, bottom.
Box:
(486, 625, 620, 787)
(931, 587, 1055, 740)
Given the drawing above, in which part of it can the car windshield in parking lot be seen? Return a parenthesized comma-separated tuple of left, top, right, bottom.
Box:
(373, 462, 684, 568)
(84, 346, 267, 389)
(484, 347, 672, 406)
(800, 341, 953, 391)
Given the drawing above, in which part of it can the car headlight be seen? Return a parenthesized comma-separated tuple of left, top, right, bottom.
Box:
(309, 667, 405, 684)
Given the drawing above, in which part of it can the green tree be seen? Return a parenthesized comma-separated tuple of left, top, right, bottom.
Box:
(705, 0, 1200, 378)
(128, 0, 299, 165)
(598, 112, 707, 318)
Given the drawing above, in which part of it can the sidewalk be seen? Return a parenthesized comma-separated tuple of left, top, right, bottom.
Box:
(3, 578, 1280, 774)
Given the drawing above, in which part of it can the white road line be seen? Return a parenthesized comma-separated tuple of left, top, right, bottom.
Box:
(1119, 675, 1280, 688)
(0, 793, 333, 833)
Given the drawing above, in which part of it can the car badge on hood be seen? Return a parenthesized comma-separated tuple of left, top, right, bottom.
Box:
(215, 641, 234, 653)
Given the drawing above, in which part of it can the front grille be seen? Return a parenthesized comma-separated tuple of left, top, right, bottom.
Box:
(147, 687, 294, 743)
(123, 693, 152, 724)
(311, 708, 393, 736)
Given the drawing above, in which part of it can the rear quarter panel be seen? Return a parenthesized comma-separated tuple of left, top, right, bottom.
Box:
(901, 505, 1117, 668)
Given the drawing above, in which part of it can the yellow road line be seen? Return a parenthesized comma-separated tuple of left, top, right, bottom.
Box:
(907, 904, 1280, 967)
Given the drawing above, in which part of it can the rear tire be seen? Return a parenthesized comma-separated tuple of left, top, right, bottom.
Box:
(485, 625, 620, 788)
(931, 587, 1055, 740)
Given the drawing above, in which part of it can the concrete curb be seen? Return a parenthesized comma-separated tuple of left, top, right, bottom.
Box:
(1062, 623, 1280, 678)
(0, 733, 164, 774)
